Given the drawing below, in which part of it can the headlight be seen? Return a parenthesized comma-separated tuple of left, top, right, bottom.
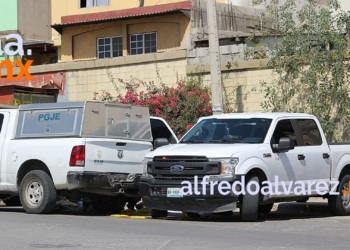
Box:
(142, 157, 153, 176)
(209, 157, 239, 177)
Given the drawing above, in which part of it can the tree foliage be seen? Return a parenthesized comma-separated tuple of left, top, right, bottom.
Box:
(249, 0, 350, 141)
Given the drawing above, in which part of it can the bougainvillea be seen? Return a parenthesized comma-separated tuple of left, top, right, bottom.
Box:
(93, 70, 234, 138)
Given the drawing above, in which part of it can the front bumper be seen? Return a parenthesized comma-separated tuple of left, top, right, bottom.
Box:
(139, 175, 242, 213)
(67, 171, 141, 192)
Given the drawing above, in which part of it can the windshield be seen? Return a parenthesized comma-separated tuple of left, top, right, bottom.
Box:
(180, 118, 272, 144)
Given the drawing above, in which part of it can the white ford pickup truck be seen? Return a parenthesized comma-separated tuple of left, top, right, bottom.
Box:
(140, 112, 350, 221)
(0, 101, 177, 214)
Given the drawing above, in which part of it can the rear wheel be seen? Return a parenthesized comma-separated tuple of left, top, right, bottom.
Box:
(19, 170, 57, 214)
(91, 195, 127, 214)
(328, 174, 350, 216)
(151, 209, 168, 218)
(240, 176, 259, 222)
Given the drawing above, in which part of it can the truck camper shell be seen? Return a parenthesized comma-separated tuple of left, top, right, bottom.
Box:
(14, 101, 153, 141)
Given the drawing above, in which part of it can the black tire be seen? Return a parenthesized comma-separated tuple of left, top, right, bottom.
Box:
(4, 196, 22, 206)
(151, 209, 168, 218)
(92, 195, 127, 214)
(258, 203, 274, 215)
(240, 176, 259, 222)
(19, 170, 57, 214)
(328, 174, 350, 216)
(182, 212, 200, 218)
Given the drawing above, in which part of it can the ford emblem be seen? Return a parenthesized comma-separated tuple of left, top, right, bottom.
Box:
(170, 165, 184, 172)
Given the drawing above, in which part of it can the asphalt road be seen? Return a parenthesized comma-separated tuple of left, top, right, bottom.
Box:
(0, 198, 348, 250)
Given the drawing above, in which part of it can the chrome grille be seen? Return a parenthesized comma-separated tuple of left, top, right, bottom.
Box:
(153, 156, 208, 163)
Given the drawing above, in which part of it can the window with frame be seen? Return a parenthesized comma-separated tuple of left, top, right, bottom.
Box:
(296, 119, 322, 146)
(271, 119, 298, 146)
(80, 0, 109, 8)
(130, 32, 157, 55)
(97, 36, 122, 59)
(150, 118, 177, 144)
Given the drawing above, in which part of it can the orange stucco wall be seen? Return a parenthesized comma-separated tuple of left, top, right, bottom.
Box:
(60, 13, 190, 61)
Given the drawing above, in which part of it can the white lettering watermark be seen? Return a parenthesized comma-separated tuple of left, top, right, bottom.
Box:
(0, 34, 33, 81)
(179, 176, 340, 196)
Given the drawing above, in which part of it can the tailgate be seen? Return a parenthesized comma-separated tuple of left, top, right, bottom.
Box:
(84, 138, 152, 174)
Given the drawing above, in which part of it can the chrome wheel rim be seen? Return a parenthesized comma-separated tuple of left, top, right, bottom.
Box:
(25, 180, 43, 206)
(342, 182, 350, 208)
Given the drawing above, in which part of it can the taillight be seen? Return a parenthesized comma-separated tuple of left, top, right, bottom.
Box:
(70, 145, 85, 167)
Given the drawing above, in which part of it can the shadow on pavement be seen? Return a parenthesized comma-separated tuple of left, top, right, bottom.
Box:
(0, 199, 339, 222)
(150, 200, 335, 223)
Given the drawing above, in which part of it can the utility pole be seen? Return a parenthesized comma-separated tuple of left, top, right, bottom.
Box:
(206, 0, 223, 115)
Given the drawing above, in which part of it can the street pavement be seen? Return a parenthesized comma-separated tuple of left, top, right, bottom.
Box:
(0, 198, 348, 250)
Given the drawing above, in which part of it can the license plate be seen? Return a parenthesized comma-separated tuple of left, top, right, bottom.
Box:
(167, 188, 183, 198)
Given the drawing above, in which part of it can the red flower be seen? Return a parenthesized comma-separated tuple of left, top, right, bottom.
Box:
(186, 124, 193, 129)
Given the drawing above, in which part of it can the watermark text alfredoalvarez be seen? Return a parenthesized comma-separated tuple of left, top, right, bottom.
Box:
(179, 176, 341, 196)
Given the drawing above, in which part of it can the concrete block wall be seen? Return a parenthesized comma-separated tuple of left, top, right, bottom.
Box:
(187, 59, 275, 112)
(1, 49, 274, 112)
(61, 56, 275, 112)
(62, 57, 188, 102)
(187, 44, 246, 66)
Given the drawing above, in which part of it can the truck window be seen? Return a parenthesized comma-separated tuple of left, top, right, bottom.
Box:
(296, 119, 322, 146)
(271, 119, 298, 146)
(0, 114, 3, 133)
(150, 119, 177, 144)
(181, 118, 272, 144)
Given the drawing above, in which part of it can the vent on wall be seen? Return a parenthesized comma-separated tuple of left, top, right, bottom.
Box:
(139, 0, 144, 7)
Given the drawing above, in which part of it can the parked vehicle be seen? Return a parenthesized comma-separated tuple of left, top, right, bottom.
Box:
(140, 112, 350, 221)
(0, 101, 177, 214)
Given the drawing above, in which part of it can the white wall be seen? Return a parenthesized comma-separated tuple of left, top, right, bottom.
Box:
(340, 0, 350, 11)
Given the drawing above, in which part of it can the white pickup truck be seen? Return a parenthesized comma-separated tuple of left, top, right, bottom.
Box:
(140, 112, 350, 221)
(0, 101, 177, 214)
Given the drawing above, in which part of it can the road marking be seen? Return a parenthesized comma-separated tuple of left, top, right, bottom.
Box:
(111, 214, 148, 219)
(110, 214, 213, 221)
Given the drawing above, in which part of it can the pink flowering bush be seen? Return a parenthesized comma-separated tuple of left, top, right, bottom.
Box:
(93, 70, 234, 138)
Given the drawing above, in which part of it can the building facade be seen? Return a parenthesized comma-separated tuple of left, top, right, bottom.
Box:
(0, 0, 61, 105)
(0, 0, 56, 65)
(1, 0, 272, 109)
(1, 0, 284, 110)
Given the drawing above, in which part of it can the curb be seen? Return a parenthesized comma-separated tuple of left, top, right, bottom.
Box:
(110, 214, 213, 221)
(111, 214, 149, 219)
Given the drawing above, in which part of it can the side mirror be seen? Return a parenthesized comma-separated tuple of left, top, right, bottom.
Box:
(272, 137, 295, 153)
(154, 138, 169, 149)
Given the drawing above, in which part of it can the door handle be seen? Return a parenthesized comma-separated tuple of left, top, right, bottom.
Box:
(298, 154, 305, 160)
(323, 153, 330, 159)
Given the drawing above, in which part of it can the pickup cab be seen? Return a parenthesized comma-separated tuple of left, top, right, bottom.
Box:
(140, 112, 350, 221)
(0, 101, 177, 214)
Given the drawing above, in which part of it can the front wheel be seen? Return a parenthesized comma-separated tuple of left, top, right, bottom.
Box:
(328, 174, 350, 216)
(240, 176, 259, 222)
(19, 170, 57, 214)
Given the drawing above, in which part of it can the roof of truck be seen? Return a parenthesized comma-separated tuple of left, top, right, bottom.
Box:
(200, 112, 315, 120)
